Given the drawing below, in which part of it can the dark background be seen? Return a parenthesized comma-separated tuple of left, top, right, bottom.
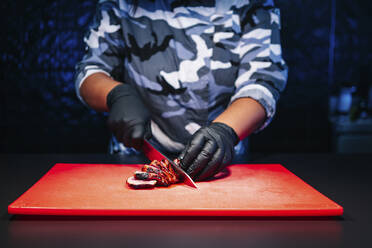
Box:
(1, 0, 371, 153)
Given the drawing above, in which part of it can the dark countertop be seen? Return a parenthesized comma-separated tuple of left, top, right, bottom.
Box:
(1, 153, 372, 248)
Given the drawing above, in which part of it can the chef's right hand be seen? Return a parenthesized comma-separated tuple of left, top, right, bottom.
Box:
(107, 83, 151, 150)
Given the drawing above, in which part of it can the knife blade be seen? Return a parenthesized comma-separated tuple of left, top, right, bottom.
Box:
(142, 139, 198, 189)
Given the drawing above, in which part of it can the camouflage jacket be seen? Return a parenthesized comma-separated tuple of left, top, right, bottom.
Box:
(75, 0, 288, 154)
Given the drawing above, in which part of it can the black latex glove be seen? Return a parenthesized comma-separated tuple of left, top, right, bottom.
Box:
(107, 83, 151, 150)
(178, 122, 239, 181)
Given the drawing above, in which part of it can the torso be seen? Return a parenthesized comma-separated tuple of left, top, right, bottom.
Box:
(115, 0, 249, 152)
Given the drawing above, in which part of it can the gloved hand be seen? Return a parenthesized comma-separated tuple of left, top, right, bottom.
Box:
(107, 83, 151, 150)
(178, 122, 239, 181)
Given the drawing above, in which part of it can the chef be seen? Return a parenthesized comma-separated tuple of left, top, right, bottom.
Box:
(75, 0, 287, 181)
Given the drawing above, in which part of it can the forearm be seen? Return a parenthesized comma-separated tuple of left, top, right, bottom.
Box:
(213, 98, 266, 140)
(80, 72, 121, 112)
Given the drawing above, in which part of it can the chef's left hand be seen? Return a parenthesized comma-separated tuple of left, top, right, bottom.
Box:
(178, 122, 239, 181)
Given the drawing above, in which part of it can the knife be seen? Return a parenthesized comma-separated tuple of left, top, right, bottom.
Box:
(142, 139, 198, 189)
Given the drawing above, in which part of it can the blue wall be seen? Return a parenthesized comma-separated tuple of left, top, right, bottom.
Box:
(1, 0, 371, 153)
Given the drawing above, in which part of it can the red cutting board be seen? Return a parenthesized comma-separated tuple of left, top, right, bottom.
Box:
(8, 163, 343, 216)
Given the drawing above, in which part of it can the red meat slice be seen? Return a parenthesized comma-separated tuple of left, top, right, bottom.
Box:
(127, 159, 182, 189)
(134, 171, 169, 186)
(126, 176, 157, 189)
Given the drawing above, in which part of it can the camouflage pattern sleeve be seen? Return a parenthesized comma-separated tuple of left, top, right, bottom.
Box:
(230, 0, 288, 131)
(74, 0, 126, 104)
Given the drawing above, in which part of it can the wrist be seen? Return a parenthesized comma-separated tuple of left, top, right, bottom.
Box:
(80, 72, 121, 112)
(213, 98, 266, 139)
(106, 83, 138, 110)
(210, 122, 239, 145)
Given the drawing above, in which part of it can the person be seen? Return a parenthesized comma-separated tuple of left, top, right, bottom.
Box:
(75, 0, 288, 181)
